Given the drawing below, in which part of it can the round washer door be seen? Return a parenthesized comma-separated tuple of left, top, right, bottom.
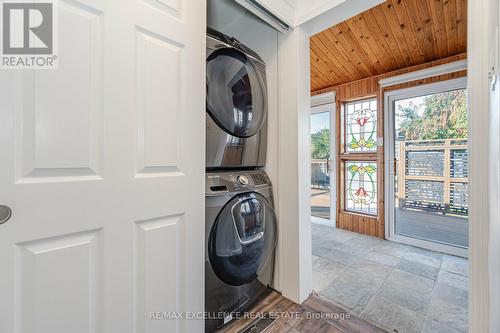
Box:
(206, 48, 267, 138)
(209, 192, 277, 286)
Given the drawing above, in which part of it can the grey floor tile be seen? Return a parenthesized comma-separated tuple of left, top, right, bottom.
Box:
(408, 246, 444, 260)
(422, 317, 465, 333)
(372, 241, 410, 258)
(396, 259, 440, 280)
(320, 266, 388, 313)
(426, 298, 468, 332)
(377, 279, 432, 312)
(350, 233, 385, 246)
(335, 237, 380, 254)
(312, 226, 355, 243)
(336, 267, 386, 289)
(386, 269, 435, 293)
(312, 246, 357, 266)
(437, 270, 468, 290)
(312, 256, 348, 277)
(432, 282, 468, 308)
(362, 296, 425, 333)
(442, 254, 469, 277)
(312, 271, 336, 293)
(404, 250, 442, 269)
(350, 258, 394, 280)
(312, 225, 469, 333)
(364, 251, 401, 267)
(311, 223, 335, 235)
(314, 238, 352, 251)
(321, 279, 377, 314)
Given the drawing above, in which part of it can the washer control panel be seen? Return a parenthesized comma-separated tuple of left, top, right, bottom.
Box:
(206, 171, 271, 195)
(237, 175, 249, 186)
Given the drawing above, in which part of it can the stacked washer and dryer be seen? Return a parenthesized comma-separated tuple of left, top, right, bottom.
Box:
(205, 27, 278, 332)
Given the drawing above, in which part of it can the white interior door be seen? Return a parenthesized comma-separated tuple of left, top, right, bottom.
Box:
(0, 0, 205, 332)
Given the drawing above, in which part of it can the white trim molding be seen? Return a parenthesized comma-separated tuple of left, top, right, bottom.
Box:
(378, 59, 467, 88)
(311, 91, 335, 107)
(468, 0, 499, 331)
(277, 26, 312, 304)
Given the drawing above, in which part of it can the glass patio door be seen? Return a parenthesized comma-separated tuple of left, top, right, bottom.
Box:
(310, 100, 336, 226)
(386, 78, 469, 256)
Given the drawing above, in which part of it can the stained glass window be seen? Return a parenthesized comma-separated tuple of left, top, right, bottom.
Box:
(345, 99, 377, 152)
(345, 161, 377, 215)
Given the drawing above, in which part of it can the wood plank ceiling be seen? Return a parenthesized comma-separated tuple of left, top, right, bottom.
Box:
(310, 0, 467, 91)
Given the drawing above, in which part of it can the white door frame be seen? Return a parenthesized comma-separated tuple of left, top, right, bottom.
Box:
(277, 0, 499, 328)
(468, 0, 500, 331)
(384, 77, 468, 258)
(311, 92, 336, 227)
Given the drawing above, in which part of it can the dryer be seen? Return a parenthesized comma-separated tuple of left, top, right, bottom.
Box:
(205, 170, 277, 332)
(206, 28, 268, 169)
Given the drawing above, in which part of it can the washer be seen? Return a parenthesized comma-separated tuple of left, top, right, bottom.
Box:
(206, 27, 268, 169)
(205, 170, 277, 332)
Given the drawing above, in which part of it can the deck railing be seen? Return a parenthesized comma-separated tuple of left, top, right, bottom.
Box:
(397, 138, 468, 217)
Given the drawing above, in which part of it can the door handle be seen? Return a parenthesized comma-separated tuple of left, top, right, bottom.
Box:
(0, 205, 12, 224)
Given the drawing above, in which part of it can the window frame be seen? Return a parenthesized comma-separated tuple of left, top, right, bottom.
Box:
(342, 98, 378, 154)
(340, 96, 379, 217)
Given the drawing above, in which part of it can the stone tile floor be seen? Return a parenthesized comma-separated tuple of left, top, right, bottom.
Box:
(312, 223, 468, 333)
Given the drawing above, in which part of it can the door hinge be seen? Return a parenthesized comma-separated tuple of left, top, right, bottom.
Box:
(489, 66, 497, 91)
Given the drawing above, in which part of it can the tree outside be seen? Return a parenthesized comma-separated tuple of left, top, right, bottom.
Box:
(396, 89, 468, 140)
(311, 128, 330, 159)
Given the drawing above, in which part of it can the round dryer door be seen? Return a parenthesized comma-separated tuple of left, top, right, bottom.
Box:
(206, 48, 267, 138)
(208, 192, 277, 287)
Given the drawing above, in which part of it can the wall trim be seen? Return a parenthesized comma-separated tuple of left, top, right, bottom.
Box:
(311, 91, 335, 107)
(378, 59, 467, 88)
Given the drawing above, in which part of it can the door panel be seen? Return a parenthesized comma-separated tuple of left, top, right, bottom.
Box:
(135, 27, 182, 175)
(17, 1, 104, 182)
(15, 230, 101, 333)
(0, 0, 205, 332)
(134, 214, 185, 333)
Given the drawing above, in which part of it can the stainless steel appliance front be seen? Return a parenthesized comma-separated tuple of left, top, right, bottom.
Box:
(206, 28, 268, 169)
(205, 170, 277, 332)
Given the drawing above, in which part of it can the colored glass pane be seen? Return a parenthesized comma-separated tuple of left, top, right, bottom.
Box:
(345, 161, 377, 215)
(345, 99, 377, 152)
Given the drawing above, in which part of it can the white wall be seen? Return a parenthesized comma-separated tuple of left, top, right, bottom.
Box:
(298, 0, 384, 35)
(294, 0, 346, 26)
(276, 27, 312, 303)
(207, 0, 282, 291)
